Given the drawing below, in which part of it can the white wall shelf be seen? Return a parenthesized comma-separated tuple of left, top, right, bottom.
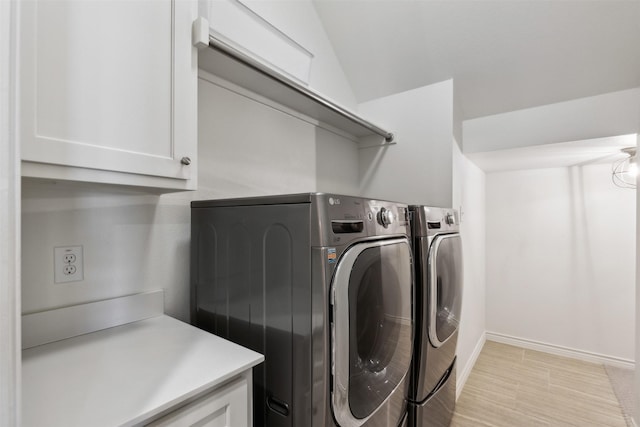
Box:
(198, 32, 395, 143)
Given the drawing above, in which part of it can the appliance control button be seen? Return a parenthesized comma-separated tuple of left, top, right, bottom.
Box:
(446, 212, 456, 225)
(377, 207, 394, 227)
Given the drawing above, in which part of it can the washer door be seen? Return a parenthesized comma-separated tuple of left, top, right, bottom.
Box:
(428, 234, 463, 347)
(331, 238, 413, 427)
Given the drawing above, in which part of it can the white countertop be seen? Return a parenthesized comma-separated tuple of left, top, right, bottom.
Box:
(22, 315, 264, 427)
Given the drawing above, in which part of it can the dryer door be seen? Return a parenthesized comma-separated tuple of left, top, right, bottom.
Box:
(428, 234, 463, 348)
(331, 238, 413, 427)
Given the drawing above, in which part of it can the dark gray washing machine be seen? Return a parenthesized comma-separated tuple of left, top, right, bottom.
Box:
(408, 206, 463, 427)
(191, 193, 414, 427)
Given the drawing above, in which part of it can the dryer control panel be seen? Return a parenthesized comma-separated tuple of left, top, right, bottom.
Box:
(409, 205, 460, 237)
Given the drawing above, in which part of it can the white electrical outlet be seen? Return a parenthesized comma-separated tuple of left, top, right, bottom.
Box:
(54, 246, 84, 283)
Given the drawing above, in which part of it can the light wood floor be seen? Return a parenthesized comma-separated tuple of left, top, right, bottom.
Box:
(451, 341, 628, 427)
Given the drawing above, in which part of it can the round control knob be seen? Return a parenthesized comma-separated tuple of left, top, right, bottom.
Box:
(377, 207, 394, 228)
(446, 212, 456, 225)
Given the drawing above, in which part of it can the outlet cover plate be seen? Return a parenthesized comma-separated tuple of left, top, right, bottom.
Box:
(54, 246, 84, 283)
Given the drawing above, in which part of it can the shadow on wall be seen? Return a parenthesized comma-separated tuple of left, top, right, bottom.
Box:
(567, 166, 597, 287)
(314, 126, 361, 196)
(359, 143, 391, 199)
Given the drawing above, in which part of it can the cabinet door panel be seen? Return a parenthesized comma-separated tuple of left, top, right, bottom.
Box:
(147, 376, 249, 427)
(21, 0, 196, 184)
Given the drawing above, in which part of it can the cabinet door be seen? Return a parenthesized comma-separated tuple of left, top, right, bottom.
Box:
(147, 376, 249, 427)
(20, 0, 197, 190)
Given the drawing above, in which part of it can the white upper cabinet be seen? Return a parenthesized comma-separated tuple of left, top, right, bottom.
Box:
(20, 0, 198, 191)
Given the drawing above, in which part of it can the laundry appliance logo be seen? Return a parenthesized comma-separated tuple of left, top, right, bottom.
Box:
(328, 197, 341, 206)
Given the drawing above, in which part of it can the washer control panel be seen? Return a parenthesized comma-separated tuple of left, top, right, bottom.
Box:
(317, 194, 411, 245)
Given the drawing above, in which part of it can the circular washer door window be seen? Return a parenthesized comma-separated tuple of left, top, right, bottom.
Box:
(331, 238, 413, 426)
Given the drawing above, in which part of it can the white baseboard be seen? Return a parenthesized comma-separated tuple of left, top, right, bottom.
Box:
(456, 332, 486, 400)
(486, 331, 634, 369)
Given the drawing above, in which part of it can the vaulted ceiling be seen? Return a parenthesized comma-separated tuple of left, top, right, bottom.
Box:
(313, 1, 640, 120)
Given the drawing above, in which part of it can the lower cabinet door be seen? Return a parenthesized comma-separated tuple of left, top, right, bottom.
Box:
(147, 376, 248, 427)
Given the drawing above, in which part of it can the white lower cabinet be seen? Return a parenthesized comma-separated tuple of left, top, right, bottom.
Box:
(19, 0, 198, 191)
(147, 375, 250, 427)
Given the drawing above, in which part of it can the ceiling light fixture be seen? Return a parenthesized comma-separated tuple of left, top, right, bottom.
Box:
(612, 147, 637, 189)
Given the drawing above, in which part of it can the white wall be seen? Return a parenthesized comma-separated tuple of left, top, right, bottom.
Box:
(195, 73, 360, 199)
(486, 164, 635, 362)
(358, 80, 454, 207)
(452, 140, 487, 392)
(1, 0, 20, 423)
(635, 131, 640, 422)
(464, 88, 640, 153)
(21, 184, 182, 315)
(197, 75, 314, 197)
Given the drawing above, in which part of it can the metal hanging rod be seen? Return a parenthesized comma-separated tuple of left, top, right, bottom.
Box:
(206, 34, 395, 143)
